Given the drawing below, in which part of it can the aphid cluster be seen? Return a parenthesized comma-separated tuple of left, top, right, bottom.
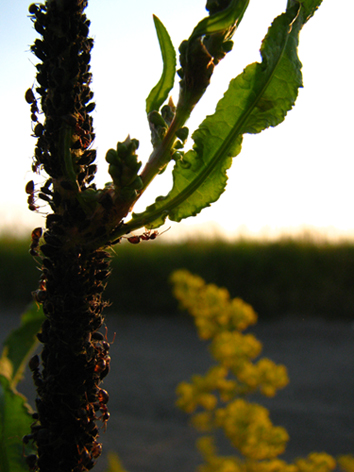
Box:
(25, 324, 112, 471)
(27, 0, 97, 188)
(25, 246, 112, 472)
(24, 2, 113, 471)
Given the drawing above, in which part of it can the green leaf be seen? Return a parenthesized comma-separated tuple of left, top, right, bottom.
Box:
(145, 15, 176, 115)
(190, 0, 250, 40)
(0, 303, 44, 389)
(129, 1, 320, 229)
(0, 376, 35, 472)
(0, 304, 44, 470)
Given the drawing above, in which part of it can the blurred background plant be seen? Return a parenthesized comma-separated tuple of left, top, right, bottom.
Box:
(169, 269, 354, 472)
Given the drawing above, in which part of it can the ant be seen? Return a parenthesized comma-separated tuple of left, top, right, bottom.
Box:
(91, 441, 102, 459)
(91, 327, 114, 380)
(98, 403, 110, 431)
(76, 445, 94, 470)
(126, 227, 170, 244)
(126, 235, 141, 244)
(140, 230, 160, 241)
(25, 180, 39, 211)
(64, 112, 94, 151)
(25, 180, 35, 195)
(33, 123, 44, 138)
(30, 226, 42, 257)
(25, 87, 35, 105)
(25, 87, 40, 124)
(26, 179, 52, 212)
(29, 355, 43, 388)
(91, 388, 110, 432)
(25, 454, 38, 471)
(28, 194, 38, 210)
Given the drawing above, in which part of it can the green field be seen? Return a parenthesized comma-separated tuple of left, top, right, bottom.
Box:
(1, 235, 354, 320)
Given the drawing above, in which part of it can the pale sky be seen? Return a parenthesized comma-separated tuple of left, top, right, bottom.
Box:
(0, 0, 353, 242)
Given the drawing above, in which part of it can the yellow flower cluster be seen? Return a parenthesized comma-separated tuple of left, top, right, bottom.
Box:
(337, 455, 354, 472)
(171, 270, 289, 406)
(295, 453, 336, 472)
(197, 436, 297, 472)
(170, 270, 349, 472)
(170, 270, 257, 340)
(215, 400, 289, 460)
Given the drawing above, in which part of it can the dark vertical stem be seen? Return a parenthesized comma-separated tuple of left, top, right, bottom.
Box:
(26, 1, 112, 471)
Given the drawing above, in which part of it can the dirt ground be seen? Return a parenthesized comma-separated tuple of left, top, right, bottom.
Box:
(2, 312, 353, 472)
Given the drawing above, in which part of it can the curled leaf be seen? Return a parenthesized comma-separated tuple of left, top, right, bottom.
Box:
(146, 16, 176, 115)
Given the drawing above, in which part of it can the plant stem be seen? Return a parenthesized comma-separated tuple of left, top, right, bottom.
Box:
(138, 109, 190, 196)
(26, 1, 113, 470)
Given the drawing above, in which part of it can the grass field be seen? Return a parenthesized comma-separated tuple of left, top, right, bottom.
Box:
(1, 234, 354, 320)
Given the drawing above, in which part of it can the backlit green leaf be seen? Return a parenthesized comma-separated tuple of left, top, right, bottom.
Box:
(0, 305, 44, 470)
(0, 303, 44, 389)
(0, 376, 35, 472)
(146, 15, 176, 115)
(130, 1, 321, 229)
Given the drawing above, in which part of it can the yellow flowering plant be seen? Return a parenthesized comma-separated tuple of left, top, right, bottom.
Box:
(170, 269, 354, 472)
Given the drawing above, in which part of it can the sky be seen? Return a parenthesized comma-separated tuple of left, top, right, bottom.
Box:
(0, 0, 353, 242)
